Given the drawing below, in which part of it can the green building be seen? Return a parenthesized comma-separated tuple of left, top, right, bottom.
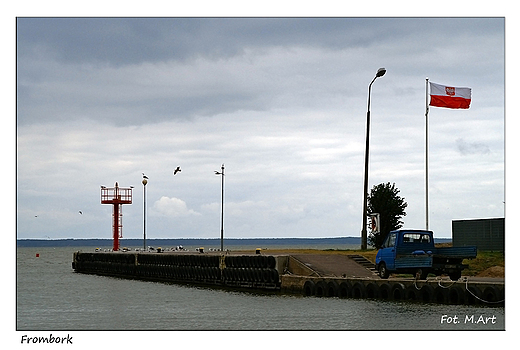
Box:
(452, 218, 504, 252)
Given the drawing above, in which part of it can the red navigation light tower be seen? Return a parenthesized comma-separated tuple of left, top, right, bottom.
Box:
(101, 182, 133, 251)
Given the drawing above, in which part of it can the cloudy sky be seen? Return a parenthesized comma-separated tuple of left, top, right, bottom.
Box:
(15, 17, 505, 241)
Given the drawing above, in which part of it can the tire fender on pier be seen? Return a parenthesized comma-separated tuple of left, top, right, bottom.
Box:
(405, 285, 419, 301)
(351, 282, 366, 299)
(434, 286, 449, 303)
(419, 284, 434, 303)
(482, 286, 502, 304)
(267, 256, 276, 269)
(303, 280, 315, 296)
(465, 285, 482, 305)
(338, 281, 352, 298)
(315, 281, 327, 297)
(379, 283, 391, 300)
(326, 281, 339, 297)
(448, 286, 465, 304)
(365, 283, 380, 299)
(391, 283, 406, 300)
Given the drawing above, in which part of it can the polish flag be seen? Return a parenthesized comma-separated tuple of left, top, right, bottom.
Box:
(429, 82, 471, 109)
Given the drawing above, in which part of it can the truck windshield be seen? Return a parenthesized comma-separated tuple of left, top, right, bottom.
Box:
(402, 233, 430, 244)
(383, 233, 396, 248)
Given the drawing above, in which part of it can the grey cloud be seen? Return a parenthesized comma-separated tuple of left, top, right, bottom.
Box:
(17, 18, 503, 66)
(17, 18, 377, 65)
(16, 17, 504, 127)
(456, 138, 491, 155)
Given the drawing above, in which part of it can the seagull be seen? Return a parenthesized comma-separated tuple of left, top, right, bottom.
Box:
(142, 173, 148, 179)
(173, 166, 181, 175)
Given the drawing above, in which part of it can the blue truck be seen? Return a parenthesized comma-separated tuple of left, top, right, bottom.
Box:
(375, 229, 477, 281)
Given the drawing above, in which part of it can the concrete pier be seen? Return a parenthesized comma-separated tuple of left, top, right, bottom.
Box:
(72, 251, 504, 306)
(72, 251, 284, 290)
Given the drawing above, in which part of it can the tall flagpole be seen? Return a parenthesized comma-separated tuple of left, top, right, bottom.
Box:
(425, 77, 430, 230)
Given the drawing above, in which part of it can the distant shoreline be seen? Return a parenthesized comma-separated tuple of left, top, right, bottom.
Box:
(16, 236, 452, 248)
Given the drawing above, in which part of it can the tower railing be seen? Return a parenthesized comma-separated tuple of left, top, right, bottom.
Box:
(101, 182, 132, 251)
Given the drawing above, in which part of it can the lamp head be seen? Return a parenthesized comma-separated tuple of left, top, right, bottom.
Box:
(376, 68, 386, 78)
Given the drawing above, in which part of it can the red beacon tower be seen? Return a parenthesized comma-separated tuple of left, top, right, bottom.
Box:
(101, 182, 133, 251)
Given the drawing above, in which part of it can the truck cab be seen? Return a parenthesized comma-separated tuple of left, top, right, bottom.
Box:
(376, 230, 434, 279)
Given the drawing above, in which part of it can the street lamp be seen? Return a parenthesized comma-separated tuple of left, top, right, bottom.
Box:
(361, 68, 386, 250)
(214, 164, 225, 252)
(142, 174, 148, 251)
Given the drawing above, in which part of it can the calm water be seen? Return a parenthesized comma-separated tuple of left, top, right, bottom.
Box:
(16, 247, 505, 332)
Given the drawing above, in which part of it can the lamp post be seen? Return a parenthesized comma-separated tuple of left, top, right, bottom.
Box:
(215, 164, 225, 252)
(361, 68, 386, 250)
(142, 176, 148, 251)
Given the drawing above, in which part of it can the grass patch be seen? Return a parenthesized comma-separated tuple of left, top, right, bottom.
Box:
(463, 251, 504, 276)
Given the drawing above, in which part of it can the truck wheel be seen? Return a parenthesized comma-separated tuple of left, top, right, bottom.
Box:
(378, 263, 389, 279)
(449, 271, 461, 281)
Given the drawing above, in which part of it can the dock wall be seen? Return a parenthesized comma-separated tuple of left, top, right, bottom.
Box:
(72, 251, 283, 290)
(72, 251, 504, 306)
(281, 275, 504, 306)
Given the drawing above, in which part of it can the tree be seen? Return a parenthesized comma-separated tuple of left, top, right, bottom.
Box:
(367, 182, 407, 249)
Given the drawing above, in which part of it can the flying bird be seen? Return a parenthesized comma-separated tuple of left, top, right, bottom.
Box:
(173, 166, 181, 175)
(142, 173, 148, 179)
(79, 211, 83, 215)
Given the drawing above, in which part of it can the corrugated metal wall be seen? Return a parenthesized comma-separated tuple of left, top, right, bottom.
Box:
(452, 218, 504, 252)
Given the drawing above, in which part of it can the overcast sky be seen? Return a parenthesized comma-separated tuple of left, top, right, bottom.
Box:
(15, 17, 505, 241)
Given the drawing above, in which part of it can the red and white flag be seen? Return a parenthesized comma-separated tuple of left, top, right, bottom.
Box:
(429, 82, 471, 109)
